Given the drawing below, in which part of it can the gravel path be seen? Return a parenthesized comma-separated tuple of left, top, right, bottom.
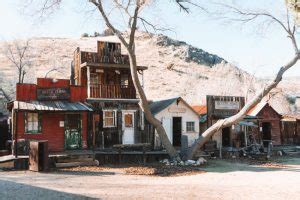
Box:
(0, 157, 300, 200)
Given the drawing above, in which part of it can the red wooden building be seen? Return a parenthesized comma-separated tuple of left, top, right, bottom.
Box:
(8, 78, 92, 153)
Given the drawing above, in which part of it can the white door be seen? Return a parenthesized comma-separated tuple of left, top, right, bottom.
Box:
(162, 117, 172, 144)
(122, 111, 135, 144)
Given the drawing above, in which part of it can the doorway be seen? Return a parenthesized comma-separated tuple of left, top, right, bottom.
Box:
(172, 117, 182, 147)
(122, 111, 135, 144)
(262, 122, 272, 147)
(222, 127, 231, 147)
(64, 114, 82, 150)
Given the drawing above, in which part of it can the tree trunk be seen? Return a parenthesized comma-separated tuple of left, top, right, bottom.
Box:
(188, 54, 300, 159)
(127, 51, 180, 161)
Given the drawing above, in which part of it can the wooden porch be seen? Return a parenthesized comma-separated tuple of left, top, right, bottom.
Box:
(90, 84, 136, 99)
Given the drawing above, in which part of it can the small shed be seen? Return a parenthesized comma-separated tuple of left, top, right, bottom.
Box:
(247, 101, 282, 146)
(150, 97, 200, 149)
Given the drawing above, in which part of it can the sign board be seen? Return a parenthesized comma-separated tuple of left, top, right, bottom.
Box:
(37, 88, 70, 101)
(168, 107, 186, 113)
(207, 95, 245, 120)
(215, 101, 240, 110)
(59, 121, 64, 127)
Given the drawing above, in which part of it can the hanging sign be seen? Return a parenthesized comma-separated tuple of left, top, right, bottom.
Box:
(215, 101, 240, 110)
(37, 88, 70, 101)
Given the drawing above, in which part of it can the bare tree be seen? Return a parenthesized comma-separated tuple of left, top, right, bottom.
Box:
(24, 0, 199, 161)
(188, 3, 300, 159)
(5, 40, 32, 84)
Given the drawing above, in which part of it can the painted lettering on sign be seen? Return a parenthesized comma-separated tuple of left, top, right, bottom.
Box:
(215, 101, 240, 110)
(37, 88, 70, 100)
(168, 107, 186, 113)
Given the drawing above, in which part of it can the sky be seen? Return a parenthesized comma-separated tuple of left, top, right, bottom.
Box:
(0, 0, 299, 78)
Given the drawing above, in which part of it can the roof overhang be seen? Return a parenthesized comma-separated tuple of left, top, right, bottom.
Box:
(12, 101, 93, 112)
(80, 62, 148, 70)
(87, 98, 140, 103)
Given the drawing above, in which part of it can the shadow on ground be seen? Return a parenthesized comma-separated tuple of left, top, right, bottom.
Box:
(0, 179, 97, 200)
(201, 156, 300, 173)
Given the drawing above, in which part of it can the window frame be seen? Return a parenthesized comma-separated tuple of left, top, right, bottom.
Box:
(186, 121, 195, 132)
(25, 112, 42, 134)
(103, 110, 117, 128)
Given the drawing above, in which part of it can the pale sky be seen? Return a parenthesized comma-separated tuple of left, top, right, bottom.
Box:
(0, 0, 299, 78)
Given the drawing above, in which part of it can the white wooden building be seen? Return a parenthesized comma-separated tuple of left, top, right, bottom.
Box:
(149, 97, 200, 148)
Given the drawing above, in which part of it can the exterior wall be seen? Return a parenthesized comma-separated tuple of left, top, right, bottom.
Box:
(14, 78, 89, 152)
(15, 111, 88, 152)
(91, 101, 146, 148)
(154, 100, 199, 148)
(257, 105, 282, 145)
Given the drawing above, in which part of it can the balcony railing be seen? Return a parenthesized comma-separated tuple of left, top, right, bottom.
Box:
(81, 52, 129, 65)
(90, 84, 136, 99)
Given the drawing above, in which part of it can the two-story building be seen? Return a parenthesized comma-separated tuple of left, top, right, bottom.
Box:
(72, 41, 149, 149)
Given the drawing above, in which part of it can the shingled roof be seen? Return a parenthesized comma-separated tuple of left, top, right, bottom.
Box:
(149, 97, 199, 116)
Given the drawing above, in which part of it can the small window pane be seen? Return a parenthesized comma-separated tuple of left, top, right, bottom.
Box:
(186, 122, 195, 132)
(103, 111, 116, 127)
(25, 113, 41, 134)
(125, 114, 133, 127)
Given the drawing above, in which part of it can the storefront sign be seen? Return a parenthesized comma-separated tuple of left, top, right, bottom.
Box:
(215, 101, 240, 110)
(37, 88, 70, 101)
(168, 107, 186, 113)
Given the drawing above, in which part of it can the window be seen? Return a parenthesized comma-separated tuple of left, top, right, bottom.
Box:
(103, 110, 116, 127)
(124, 114, 133, 127)
(186, 121, 195, 132)
(25, 112, 41, 134)
(121, 74, 129, 88)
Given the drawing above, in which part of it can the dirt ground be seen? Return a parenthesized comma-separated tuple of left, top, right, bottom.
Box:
(0, 156, 300, 200)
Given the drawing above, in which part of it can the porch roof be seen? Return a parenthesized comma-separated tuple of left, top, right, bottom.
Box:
(12, 101, 93, 112)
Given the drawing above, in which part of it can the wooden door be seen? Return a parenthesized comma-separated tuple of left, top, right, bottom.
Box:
(64, 114, 82, 150)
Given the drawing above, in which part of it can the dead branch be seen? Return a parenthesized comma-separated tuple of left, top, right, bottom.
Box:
(188, 4, 300, 159)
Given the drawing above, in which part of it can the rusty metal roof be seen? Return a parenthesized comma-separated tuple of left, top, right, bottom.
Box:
(13, 101, 93, 112)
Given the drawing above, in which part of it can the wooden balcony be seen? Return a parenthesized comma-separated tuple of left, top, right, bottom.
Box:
(81, 52, 129, 65)
(89, 84, 136, 99)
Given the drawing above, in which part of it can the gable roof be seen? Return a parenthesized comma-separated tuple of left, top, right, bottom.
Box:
(192, 105, 207, 115)
(149, 97, 199, 116)
(247, 100, 280, 117)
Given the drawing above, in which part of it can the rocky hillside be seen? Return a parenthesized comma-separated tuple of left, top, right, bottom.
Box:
(0, 32, 295, 114)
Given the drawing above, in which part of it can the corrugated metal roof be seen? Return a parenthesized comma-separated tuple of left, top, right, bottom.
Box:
(13, 101, 93, 112)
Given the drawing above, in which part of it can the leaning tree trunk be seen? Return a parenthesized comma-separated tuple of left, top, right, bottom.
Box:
(92, 0, 181, 161)
(188, 54, 300, 159)
(127, 51, 180, 161)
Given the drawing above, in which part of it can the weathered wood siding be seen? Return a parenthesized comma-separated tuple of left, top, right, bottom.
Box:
(257, 104, 282, 145)
(16, 111, 88, 152)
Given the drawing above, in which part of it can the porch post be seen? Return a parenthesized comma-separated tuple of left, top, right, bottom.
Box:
(87, 66, 91, 98)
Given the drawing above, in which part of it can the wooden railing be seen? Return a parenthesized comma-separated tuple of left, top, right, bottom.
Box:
(90, 84, 136, 99)
(81, 52, 129, 65)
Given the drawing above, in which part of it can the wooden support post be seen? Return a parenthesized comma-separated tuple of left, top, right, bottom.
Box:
(87, 66, 90, 98)
(118, 148, 122, 164)
(219, 132, 222, 159)
(143, 146, 146, 165)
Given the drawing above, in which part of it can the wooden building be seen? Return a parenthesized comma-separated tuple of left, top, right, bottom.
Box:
(206, 95, 245, 148)
(0, 112, 9, 150)
(8, 78, 92, 153)
(149, 97, 200, 149)
(247, 101, 282, 146)
(281, 114, 300, 145)
(72, 41, 149, 149)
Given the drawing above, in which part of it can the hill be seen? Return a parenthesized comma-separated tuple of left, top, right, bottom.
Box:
(0, 32, 295, 114)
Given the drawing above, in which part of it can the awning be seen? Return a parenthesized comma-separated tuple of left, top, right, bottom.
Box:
(13, 101, 93, 112)
(238, 120, 258, 127)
